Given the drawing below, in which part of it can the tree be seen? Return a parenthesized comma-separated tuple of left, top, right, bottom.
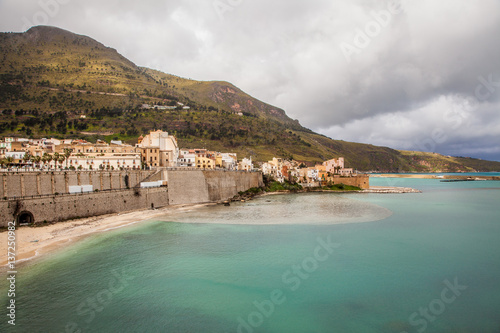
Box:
(58, 154, 65, 169)
(5, 156, 14, 169)
(33, 155, 41, 170)
(29, 155, 36, 171)
(42, 153, 52, 169)
(53, 152, 60, 170)
(23, 152, 32, 170)
(63, 148, 72, 168)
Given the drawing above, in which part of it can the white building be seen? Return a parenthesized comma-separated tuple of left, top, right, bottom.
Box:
(261, 158, 284, 181)
(178, 149, 196, 168)
(0, 141, 12, 152)
(307, 168, 319, 181)
(261, 162, 277, 176)
(238, 157, 253, 172)
(219, 153, 237, 170)
(5, 151, 26, 160)
(68, 153, 141, 170)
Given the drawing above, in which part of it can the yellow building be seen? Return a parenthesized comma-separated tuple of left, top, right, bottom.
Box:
(195, 155, 215, 169)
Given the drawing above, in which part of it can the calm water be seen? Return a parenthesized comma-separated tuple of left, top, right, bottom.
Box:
(1, 176, 500, 332)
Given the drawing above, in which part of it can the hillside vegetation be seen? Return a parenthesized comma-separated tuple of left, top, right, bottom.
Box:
(1, 26, 499, 172)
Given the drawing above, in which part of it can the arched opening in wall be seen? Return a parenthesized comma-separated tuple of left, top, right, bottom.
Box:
(16, 211, 34, 226)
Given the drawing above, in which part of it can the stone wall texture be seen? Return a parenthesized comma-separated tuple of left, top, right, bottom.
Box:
(0, 170, 263, 226)
(0, 187, 169, 227)
(329, 175, 370, 189)
(166, 169, 263, 205)
(0, 170, 156, 198)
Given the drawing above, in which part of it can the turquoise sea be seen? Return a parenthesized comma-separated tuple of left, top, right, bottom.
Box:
(2, 175, 500, 332)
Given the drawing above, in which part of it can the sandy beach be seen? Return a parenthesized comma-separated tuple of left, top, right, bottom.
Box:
(0, 203, 213, 269)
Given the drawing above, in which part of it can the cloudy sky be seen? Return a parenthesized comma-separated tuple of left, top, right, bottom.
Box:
(1, 0, 500, 161)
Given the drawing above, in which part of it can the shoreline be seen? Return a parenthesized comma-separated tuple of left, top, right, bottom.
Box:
(0, 203, 214, 269)
(1, 186, 417, 269)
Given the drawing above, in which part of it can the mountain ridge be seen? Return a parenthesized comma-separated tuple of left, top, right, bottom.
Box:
(1, 25, 500, 172)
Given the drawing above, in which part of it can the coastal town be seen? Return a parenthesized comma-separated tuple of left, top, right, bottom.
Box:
(0, 130, 362, 186)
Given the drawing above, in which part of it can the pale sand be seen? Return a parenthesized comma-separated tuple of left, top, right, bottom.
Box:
(1, 204, 213, 268)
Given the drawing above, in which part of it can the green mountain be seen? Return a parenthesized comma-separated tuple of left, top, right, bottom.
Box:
(1, 26, 500, 172)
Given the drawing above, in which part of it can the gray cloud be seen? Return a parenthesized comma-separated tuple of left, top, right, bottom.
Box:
(1, 0, 499, 161)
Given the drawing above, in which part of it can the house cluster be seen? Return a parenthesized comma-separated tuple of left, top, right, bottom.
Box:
(0, 130, 254, 171)
(177, 149, 253, 171)
(1, 131, 353, 179)
(259, 157, 355, 184)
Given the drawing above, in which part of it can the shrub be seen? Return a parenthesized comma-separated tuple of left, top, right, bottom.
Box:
(323, 183, 361, 191)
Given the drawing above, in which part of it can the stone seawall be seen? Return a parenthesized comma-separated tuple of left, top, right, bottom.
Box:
(166, 170, 263, 205)
(330, 175, 369, 189)
(303, 175, 370, 189)
(0, 170, 262, 226)
(0, 170, 155, 198)
(0, 187, 169, 227)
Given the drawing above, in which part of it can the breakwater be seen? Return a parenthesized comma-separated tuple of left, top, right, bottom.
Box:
(371, 174, 500, 181)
